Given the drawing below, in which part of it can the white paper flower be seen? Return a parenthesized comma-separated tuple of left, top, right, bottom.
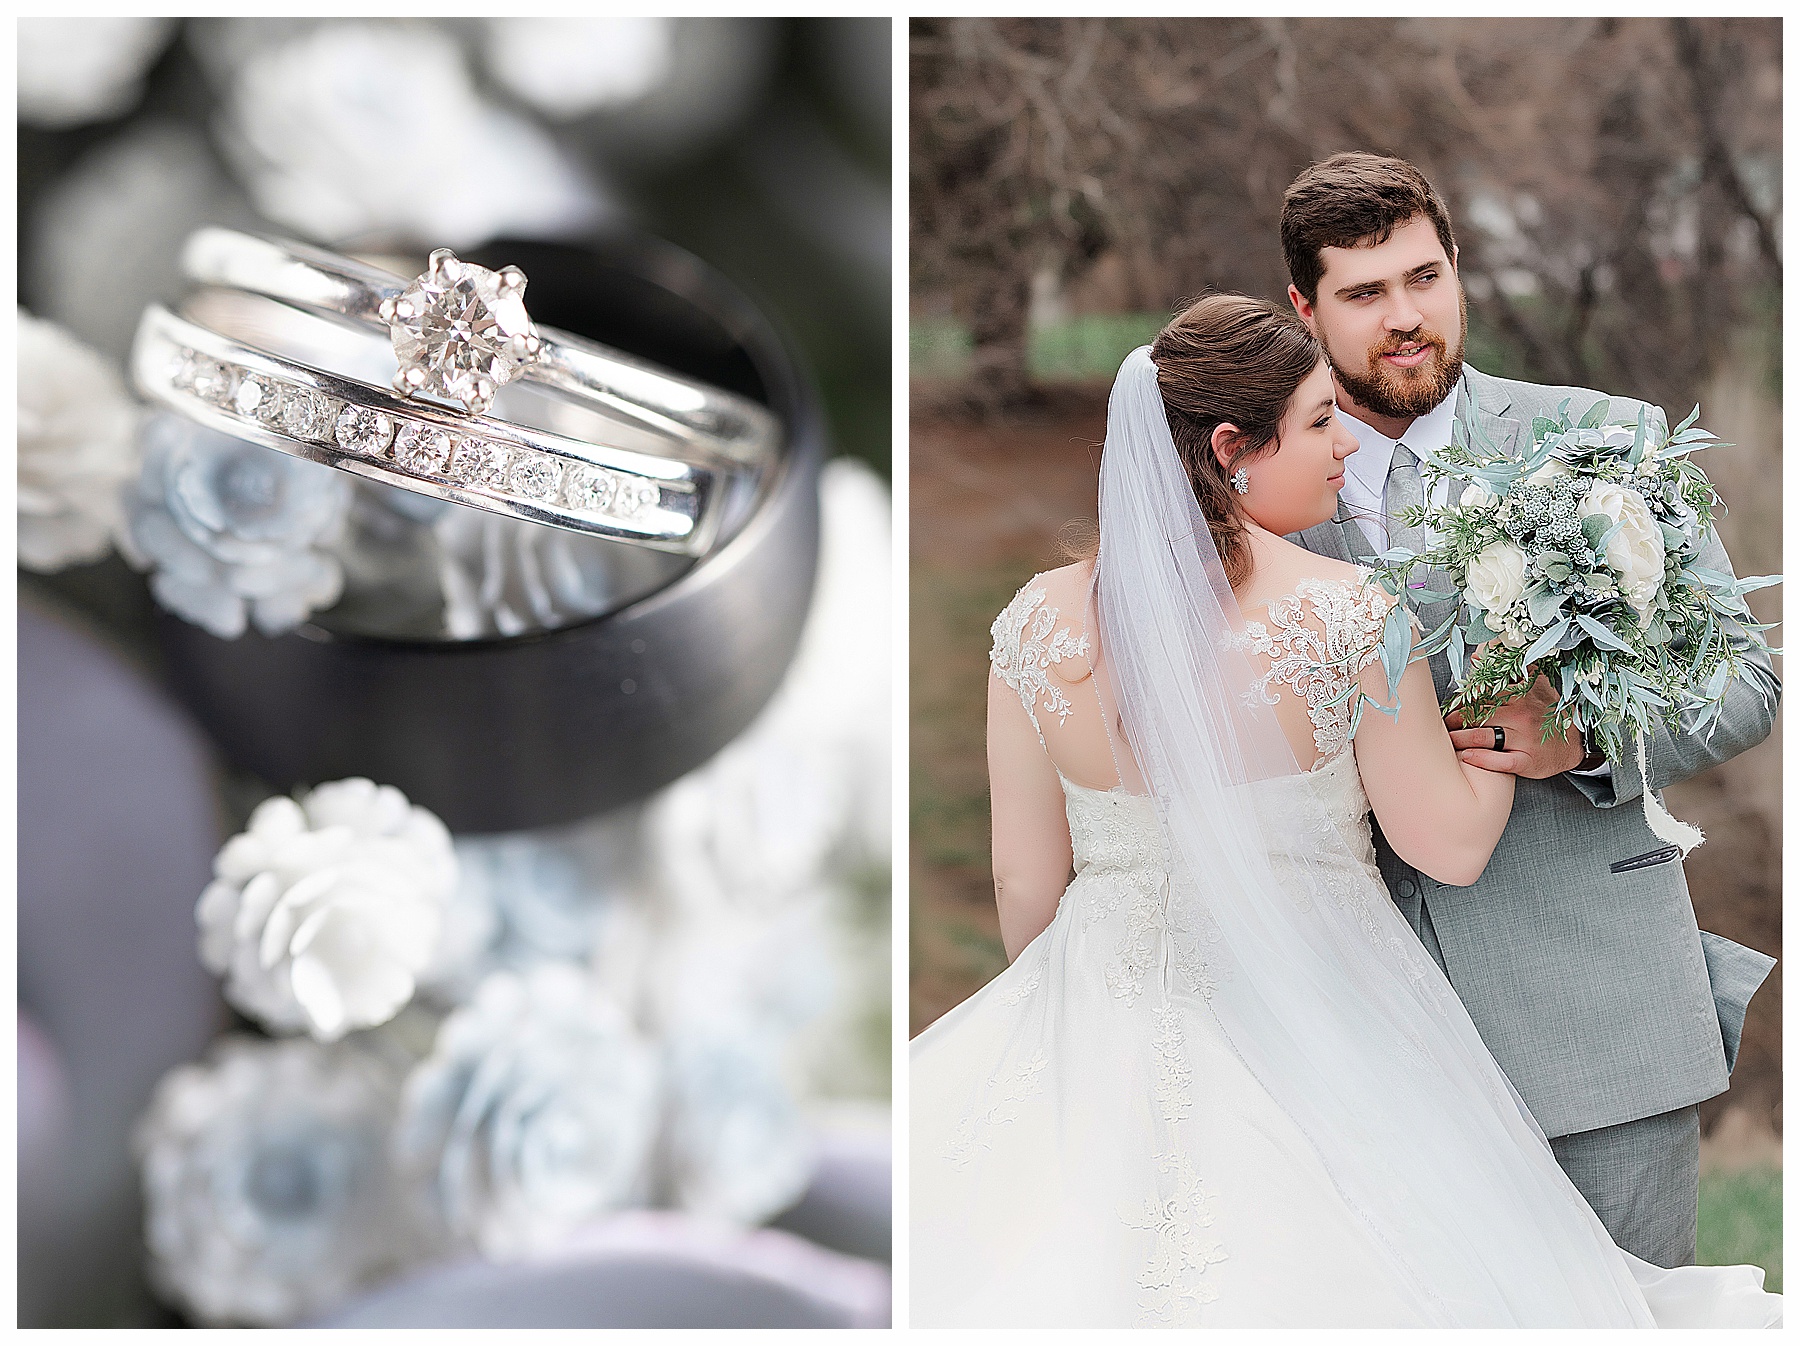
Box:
(197, 779, 456, 1041)
(17, 310, 140, 571)
(483, 18, 674, 120)
(1459, 480, 1497, 510)
(1581, 480, 1667, 616)
(395, 964, 660, 1259)
(18, 18, 175, 127)
(134, 1035, 416, 1326)
(661, 1024, 813, 1224)
(219, 22, 605, 247)
(1465, 540, 1529, 617)
(645, 460, 893, 913)
(1525, 457, 1571, 485)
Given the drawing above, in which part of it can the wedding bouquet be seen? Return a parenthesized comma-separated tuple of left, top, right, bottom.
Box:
(1364, 399, 1779, 851)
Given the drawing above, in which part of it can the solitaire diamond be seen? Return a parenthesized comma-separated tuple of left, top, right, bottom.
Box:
(393, 423, 454, 474)
(335, 405, 396, 458)
(381, 249, 542, 416)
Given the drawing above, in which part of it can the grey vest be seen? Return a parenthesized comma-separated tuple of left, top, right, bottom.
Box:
(1292, 365, 1779, 1138)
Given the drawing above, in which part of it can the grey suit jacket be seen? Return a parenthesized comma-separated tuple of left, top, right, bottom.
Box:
(1293, 365, 1780, 1137)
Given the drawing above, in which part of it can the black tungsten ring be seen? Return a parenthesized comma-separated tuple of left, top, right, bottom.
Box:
(1492, 726, 1506, 753)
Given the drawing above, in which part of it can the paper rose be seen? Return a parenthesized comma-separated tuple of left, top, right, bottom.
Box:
(196, 778, 456, 1041)
(120, 413, 351, 639)
(219, 22, 605, 248)
(17, 18, 175, 128)
(1581, 480, 1667, 616)
(395, 964, 661, 1259)
(1464, 540, 1529, 617)
(660, 1024, 813, 1224)
(134, 1035, 417, 1326)
(18, 310, 141, 571)
(419, 815, 648, 1005)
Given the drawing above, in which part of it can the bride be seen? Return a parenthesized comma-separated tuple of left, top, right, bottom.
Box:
(909, 295, 1780, 1327)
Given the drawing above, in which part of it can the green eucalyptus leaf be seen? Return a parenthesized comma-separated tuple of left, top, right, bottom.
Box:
(1521, 619, 1569, 666)
(1575, 612, 1632, 652)
(1577, 399, 1611, 430)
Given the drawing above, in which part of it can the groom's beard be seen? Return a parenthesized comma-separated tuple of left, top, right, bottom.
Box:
(1327, 288, 1468, 420)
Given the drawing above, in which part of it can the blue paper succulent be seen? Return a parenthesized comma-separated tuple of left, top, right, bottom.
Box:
(121, 413, 351, 638)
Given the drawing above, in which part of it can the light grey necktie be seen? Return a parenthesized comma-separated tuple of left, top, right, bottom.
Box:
(1384, 442, 1453, 634)
(1382, 441, 1426, 558)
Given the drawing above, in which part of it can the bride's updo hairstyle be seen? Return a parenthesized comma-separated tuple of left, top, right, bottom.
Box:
(1150, 294, 1322, 585)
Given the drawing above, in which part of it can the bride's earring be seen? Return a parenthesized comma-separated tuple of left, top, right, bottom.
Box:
(1231, 466, 1251, 495)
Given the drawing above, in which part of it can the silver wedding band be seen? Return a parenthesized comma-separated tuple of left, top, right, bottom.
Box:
(130, 228, 782, 554)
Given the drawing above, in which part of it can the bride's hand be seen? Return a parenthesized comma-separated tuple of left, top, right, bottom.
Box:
(1444, 673, 1587, 778)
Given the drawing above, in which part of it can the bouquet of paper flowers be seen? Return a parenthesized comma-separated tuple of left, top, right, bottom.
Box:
(1362, 399, 1779, 852)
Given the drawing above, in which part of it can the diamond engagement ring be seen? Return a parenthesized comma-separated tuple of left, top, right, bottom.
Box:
(131, 228, 781, 553)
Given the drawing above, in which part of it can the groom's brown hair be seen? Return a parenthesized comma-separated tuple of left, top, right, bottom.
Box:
(1281, 153, 1458, 303)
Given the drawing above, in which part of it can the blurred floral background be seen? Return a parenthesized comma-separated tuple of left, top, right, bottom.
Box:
(910, 16, 1779, 1286)
(19, 17, 891, 1328)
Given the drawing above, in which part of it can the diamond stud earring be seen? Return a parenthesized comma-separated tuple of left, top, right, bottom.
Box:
(1231, 466, 1250, 495)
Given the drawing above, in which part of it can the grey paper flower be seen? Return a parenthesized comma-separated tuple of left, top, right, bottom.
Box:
(134, 1035, 418, 1326)
(17, 310, 141, 571)
(419, 810, 651, 1005)
(660, 1023, 813, 1225)
(396, 964, 661, 1259)
(121, 413, 350, 639)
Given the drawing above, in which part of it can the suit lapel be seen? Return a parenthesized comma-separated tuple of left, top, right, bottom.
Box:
(1458, 365, 1524, 461)
(1292, 509, 1372, 565)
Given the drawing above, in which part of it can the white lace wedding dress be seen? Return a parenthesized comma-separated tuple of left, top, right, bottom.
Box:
(909, 573, 1780, 1328)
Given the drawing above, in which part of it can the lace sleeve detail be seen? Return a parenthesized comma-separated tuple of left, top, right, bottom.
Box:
(990, 580, 1092, 746)
(1229, 575, 1394, 762)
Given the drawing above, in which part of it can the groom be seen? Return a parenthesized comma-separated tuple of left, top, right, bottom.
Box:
(1279, 152, 1779, 1268)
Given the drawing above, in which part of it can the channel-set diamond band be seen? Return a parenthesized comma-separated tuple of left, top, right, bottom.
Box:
(181, 228, 778, 470)
(133, 304, 722, 553)
(130, 229, 783, 552)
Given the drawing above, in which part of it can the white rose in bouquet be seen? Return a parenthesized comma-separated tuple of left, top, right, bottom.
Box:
(18, 310, 140, 571)
(394, 964, 660, 1260)
(196, 779, 455, 1041)
(1581, 480, 1667, 617)
(134, 1036, 417, 1326)
(1464, 541, 1529, 618)
(1459, 481, 1497, 510)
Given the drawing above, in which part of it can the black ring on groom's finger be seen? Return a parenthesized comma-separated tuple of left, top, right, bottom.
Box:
(1492, 726, 1506, 752)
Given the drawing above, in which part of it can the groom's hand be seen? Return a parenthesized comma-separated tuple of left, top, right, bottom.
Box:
(1445, 674, 1587, 778)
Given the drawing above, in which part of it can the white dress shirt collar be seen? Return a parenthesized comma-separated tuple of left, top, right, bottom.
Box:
(1335, 383, 1462, 555)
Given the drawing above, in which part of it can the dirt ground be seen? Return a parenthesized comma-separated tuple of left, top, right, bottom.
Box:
(909, 391, 1782, 1155)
